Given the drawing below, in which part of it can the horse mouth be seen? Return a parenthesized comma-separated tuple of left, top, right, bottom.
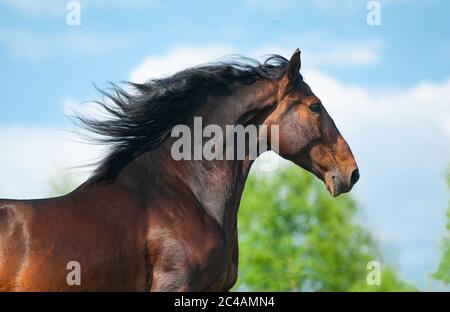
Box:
(325, 174, 349, 197)
(326, 182, 340, 197)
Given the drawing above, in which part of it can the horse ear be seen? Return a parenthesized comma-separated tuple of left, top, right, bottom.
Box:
(287, 48, 301, 82)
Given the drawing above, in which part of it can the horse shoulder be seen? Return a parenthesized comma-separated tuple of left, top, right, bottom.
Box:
(0, 200, 34, 291)
(146, 186, 231, 291)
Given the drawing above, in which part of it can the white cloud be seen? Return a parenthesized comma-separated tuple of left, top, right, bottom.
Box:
(251, 37, 383, 68)
(309, 0, 364, 12)
(84, 0, 157, 8)
(0, 0, 63, 16)
(60, 33, 132, 55)
(305, 69, 450, 138)
(309, 0, 409, 13)
(0, 28, 131, 60)
(129, 40, 382, 83)
(244, 0, 294, 10)
(309, 38, 382, 67)
(0, 0, 157, 16)
(0, 28, 51, 60)
(129, 44, 235, 83)
(0, 125, 105, 199)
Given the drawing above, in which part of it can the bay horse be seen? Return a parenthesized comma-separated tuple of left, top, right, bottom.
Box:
(0, 49, 359, 291)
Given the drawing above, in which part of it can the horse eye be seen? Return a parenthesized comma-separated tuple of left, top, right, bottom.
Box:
(309, 103, 321, 113)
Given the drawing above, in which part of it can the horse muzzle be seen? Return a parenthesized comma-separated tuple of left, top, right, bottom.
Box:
(324, 167, 359, 197)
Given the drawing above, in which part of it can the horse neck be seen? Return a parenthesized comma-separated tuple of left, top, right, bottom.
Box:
(107, 79, 278, 235)
(154, 79, 278, 233)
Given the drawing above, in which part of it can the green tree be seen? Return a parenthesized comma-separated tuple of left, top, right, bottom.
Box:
(433, 171, 450, 285)
(234, 165, 415, 291)
(47, 173, 78, 197)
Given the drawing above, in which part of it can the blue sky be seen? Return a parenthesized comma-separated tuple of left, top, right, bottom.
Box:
(1, 0, 449, 125)
(0, 0, 449, 289)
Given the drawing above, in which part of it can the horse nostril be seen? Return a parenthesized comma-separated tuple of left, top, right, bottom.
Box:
(350, 169, 360, 186)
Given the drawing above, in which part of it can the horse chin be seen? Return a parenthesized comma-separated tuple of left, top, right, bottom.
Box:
(326, 182, 340, 198)
(325, 176, 344, 198)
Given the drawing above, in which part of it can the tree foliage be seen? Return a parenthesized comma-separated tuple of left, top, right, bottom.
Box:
(47, 174, 78, 197)
(433, 171, 450, 285)
(234, 165, 415, 291)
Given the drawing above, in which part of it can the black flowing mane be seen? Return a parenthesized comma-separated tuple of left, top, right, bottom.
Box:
(76, 54, 290, 182)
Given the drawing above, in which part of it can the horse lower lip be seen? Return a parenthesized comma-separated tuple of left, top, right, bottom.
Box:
(329, 181, 343, 197)
(326, 183, 337, 197)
